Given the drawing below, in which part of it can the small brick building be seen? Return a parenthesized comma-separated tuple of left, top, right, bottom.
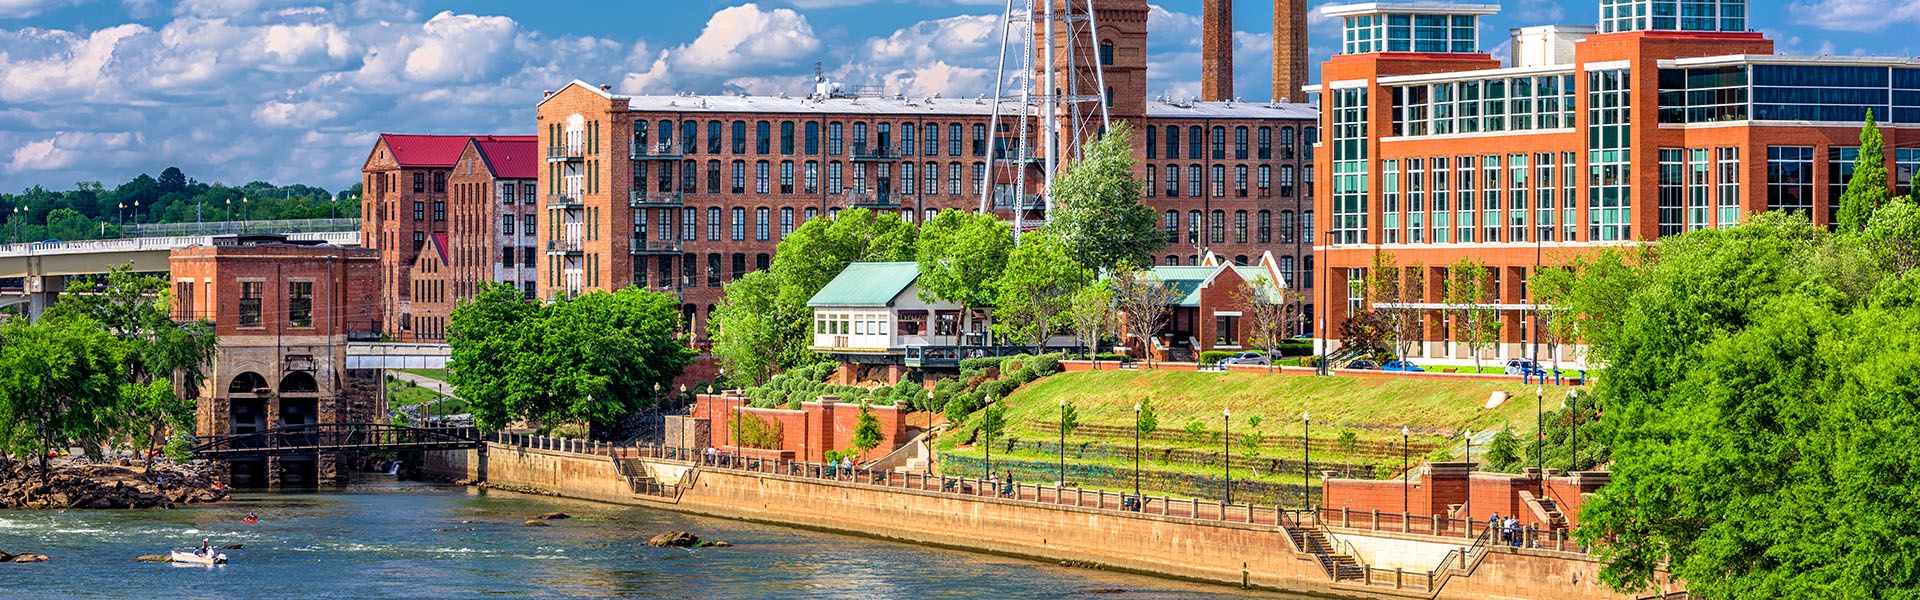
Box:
(681, 392, 910, 464)
(1319, 462, 1610, 530)
(170, 235, 383, 486)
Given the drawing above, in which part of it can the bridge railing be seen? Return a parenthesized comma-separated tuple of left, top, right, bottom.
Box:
(0, 231, 359, 258)
(192, 423, 482, 456)
(127, 218, 361, 237)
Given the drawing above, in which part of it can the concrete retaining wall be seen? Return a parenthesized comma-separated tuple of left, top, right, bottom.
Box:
(422, 445, 1675, 600)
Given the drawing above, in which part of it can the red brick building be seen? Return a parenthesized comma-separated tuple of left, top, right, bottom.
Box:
(360, 133, 535, 341)
(1307, 0, 1911, 365)
(536, 0, 1317, 339)
(169, 234, 382, 486)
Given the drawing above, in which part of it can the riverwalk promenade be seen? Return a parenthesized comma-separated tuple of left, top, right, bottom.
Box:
(425, 435, 1684, 600)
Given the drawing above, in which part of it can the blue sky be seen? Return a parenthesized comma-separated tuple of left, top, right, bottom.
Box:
(0, 0, 1912, 193)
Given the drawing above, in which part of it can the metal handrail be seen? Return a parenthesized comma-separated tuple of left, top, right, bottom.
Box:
(192, 423, 483, 456)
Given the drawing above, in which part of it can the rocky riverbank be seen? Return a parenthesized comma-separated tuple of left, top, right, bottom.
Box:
(0, 458, 227, 509)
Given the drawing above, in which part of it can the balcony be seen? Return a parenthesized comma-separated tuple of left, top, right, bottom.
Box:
(546, 238, 583, 255)
(628, 191, 684, 208)
(903, 345, 1033, 369)
(849, 145, 906, 162)
(629, 238, 683, 255)
(545, 194, 583, 210)
(847, 192, 896, 209)
(546, 145, 583, 162)
(630, 141, 682, 160)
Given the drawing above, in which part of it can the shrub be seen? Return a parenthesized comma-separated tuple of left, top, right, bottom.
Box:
(1016, 352, 1064, 380)
(958, 355, 1003, 374)
(1198, 350, 1247, 364)
(1095, 352, 1130, 362)
(1276, 339, 1314, 356)
(944, 393, 981, 424)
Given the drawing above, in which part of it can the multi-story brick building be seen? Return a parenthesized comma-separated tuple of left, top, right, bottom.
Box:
(1307, 0, 1913, 364)
(360, 133, 535, 341)
(170, 234, 382, 486)
(536, 0, 1320, 344)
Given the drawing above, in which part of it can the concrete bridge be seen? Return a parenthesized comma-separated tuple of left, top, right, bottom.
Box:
(347, 342, 451, 369)
(0, 230, 359, 318)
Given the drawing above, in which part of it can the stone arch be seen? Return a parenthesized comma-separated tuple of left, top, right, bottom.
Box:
(279, 371, 318, 394)
(228, 372, 269, 394)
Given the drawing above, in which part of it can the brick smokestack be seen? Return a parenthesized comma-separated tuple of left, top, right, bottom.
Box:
(1273, 0, 1308, 103)
(1201, 0, 1233, 101)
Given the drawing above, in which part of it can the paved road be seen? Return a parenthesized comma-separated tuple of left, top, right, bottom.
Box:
(390, 371, 455, 397)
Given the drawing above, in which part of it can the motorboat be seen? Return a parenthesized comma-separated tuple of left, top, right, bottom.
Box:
(169, 550, 228, 565)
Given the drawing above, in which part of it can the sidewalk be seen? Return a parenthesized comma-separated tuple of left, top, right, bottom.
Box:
(391, 371, 456, 397)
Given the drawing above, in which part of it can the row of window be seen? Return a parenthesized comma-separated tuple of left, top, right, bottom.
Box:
(1144, 163, 1309, 199)
(1658, 64, 1920, 125)
(629, 253, 772, 290)
(231, 280, 313, 329)
(1143, 125, 1312, 161)
(634, 119, 993, 159)
(1390, 74, 1579, 137)
(1379, 154, 1583, 245)
(633, 159, 989, 198)
(1341, 13, 1480, 54)
(1159, 209, 1314, 246)
(1599, 0, 1748, 34)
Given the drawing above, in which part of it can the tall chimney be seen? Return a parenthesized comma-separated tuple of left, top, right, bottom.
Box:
(1201, 0, 1234, 102)
(1273, 0, 1308, 103)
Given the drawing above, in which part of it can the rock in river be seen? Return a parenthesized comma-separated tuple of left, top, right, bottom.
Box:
(645, 531, 699, 547)
(523, 520, 550, 527)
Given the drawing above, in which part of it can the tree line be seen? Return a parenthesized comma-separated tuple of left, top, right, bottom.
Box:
(3, 166, 361, 242)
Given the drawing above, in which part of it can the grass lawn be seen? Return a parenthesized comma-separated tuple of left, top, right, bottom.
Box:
(388, 384, 446, 408)
(936, 369, 1585, 498)
(397, 368, 451, 381)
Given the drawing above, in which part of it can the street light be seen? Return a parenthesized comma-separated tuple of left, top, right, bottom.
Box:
(1222, 407, 1233, 505)
(1536, 386, 1545, 496)
(1401, 425, 1410, 515)
(1132, 401, 1142, 502)
(1302, 411, 1312, 511)
(1463, 428, 1473, 524)
(983, 395, 995, 485)
(1567, 389, 1580, 474)
(1057, 398, 1068, 486)
(117, 202, 126, 229)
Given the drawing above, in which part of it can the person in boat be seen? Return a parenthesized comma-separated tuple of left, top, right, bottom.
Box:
(195, 538, 211, 557)
(243, 512, 258, 523)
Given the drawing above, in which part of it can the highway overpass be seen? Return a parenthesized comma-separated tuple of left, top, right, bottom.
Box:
(0, 230, 360, 318)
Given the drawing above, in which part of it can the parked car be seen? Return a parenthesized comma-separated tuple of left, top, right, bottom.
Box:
(1503, 358, 1546, 376)
(1345, 359, 1379, 370)
(1379, 360, 1425, 372)
(1218, 352, 1270, 367)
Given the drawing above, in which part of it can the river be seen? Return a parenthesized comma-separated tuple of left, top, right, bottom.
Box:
(1, 478, 1317, 599)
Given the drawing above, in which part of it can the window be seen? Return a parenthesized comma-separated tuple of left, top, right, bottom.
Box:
(731, 121, 747, 154)
(1234, 126, 1248, 160)
(1165, 165, 1180, 197)
(1258, 210, 1272, 243)
(502, 214, 515, 235)
(1235, 165, 1249, 197)
(1163, 210, 1178, 244)
(949, 124, 963, 156)
(924, 163, 940, 195)
(1828, 146, 1858, 227)
(1209, 210, 1225, 244)
(707, 254, 722, 287)
(756, 121, 771, 154)
(433, 171, 446, 193)
(1146, 166, 1156, 197)
(1166, 126, 1180, 159)
(1211, 164, 1226, 197)
(413, 201, 425, 220)
(971, 124, 987, 156)
(805, 122, 820, 154)
(949, 162, 962, 195)
(1588, 68, 1634, 242)
(829, 162, 844, 194)
(1718, 147, 1741, 228)
(1187, 210, 1201, 244)
(1258, 165, 1271, 196)
(732, 253, 747, 280)
(1099, 41, 1114, 65)
(288, 281, 312, 328)
(902, 162, 916, 196)
(239, 281, 262, 327)
(1189, 126, 1203, 160)
(433, 201, 445, 221)
(412, 171, 425, 193)
(1689, 148, 1711, 232)
(756, 160, 770, 194)
(756, 207, 770, 241)
(707, 161, 721, 194)
(1279, 165, 1296, 197)
(1211, 126, 1226, 159)
(1146, 126, 1157, 159)
(731, 207, 746, 240)
(781, 207, 795, 237)
(1215, 315, 1239, 346)
(1233, 210, 1248, 243)
(827, 122, 843, 155)
(731, 161, 746, 194)
(681, 207, 696, 240)
(1331, 86, 1370, 244)
(1768, 146, 1815, 217)
(707, 207, 722, 241)
(805, 161, 820, 194)
(413, 231, 425, 250)
(1258, 127, 1272, 160)
(1188, 165, 1202, 198)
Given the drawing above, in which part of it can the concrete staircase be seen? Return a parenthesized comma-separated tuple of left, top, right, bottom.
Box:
(1520, 490, 1569, 530)
(1290, 527, 1366, 581)
(613, 456, 682, 499)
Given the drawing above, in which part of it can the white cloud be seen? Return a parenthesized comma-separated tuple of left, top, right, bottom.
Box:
(9, 131, 141, 172)
(622, 3, 822, 94)
(1790, 0, 1920, 33)
(0, 0, 80, 18)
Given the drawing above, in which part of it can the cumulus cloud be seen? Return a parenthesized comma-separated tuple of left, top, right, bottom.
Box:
(0, 0, 82, 18)
(623, 3, 821, 94)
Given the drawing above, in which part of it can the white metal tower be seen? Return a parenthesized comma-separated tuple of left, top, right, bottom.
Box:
(979, 0, 1114, 235)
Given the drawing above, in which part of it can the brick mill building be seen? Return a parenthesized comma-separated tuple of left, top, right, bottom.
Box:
(1307, 0, 1919, 364)
(360, 133, 537, 342)
(535, 0, 1321, 344)
(170, 235, 383, 486)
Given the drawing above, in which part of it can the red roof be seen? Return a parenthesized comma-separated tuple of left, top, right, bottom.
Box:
(472, 136, 538, 179)
(430, 232, 449, 263)
(380, 134, 535, 168)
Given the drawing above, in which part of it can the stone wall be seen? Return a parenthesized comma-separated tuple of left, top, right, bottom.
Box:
(423, 444, 1677, 600)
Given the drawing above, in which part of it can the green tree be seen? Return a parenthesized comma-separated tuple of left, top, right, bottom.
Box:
(1064, 279, 1119, 365)
(1566, 211, 1920, 596)
(1136, 397, 1160, 439)
(1183, 419, 1207, 444)
(852, 401, 885, 456)
(1044, 122, 1163, 272)
(708, 270, 784, 386)
(1445, 258, 1501, 372)
(1530, 264, 1578, 371)
(916, 210, 1011, 343)
(1240, 276, 1298, 371)
(992, 231, 1091, 351)
(1367, 252, 1425, 360)
(1838, 110, 1890, 232)
(1337, 429, 1361, 477)
(1241, 415, 1265, 461)
(47, 265, 215, 467)
(1484, 427, 1520, 471)
(0, 314, 124, 475)
(450, 283, 693, 432)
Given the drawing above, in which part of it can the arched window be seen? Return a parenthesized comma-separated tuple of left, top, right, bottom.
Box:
(228, 372, 269, 395)
(1099, 41, 1115, 66)
(279, 372, 318, 394)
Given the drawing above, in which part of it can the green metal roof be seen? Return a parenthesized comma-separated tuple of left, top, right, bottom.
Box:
(807, 262, 921, 307)
(1147, 265, 1217, 307)
(1232, 265, 1285, 303)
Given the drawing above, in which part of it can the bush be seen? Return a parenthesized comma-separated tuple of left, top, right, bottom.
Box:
(1095, 352, 1130, 362)
(958, 355, 1004, 374)
(1275, 339, 1314, 356)
(944, 393, 981, 424)
(1015, 352, 1063, 380)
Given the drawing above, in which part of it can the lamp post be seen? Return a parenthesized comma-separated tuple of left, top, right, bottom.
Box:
(1132, 401, 1142, 501)
(117, 202, 126, 229)
(133, 199, 141, 228)
(1536, 386, 1545, 495)
(1463, 429, 1473, 524)
(1058, 398, 1067, 486)
(1567, 389, 1579, 474)
(1302, 411, 1311, 511)
(1401, 425, 1409, 515)
(1222, 407, 1233, 505)
(983, 395, 995, 484)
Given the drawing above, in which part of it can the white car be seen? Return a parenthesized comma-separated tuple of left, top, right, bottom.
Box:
(1218, 352, 1271, 366)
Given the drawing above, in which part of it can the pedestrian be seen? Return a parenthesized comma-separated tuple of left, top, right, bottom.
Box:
(1504, 516, 1520, 547)
(1487, 513, 1500, 541)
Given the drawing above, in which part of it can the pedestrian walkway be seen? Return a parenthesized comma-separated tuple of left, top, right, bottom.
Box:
(390, 371, 455, 397)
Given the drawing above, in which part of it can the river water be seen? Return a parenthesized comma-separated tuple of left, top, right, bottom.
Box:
(1, 478, 1316, 599)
